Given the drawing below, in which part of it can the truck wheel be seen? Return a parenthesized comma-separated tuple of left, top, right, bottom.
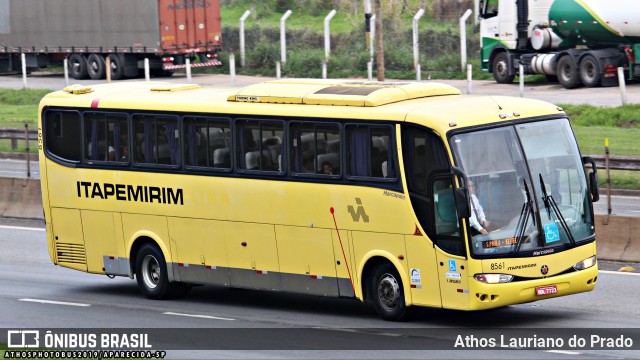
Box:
(87, 54, 106, 80)
(369, 263, 409, 321)
(107, 54, 126, 80)
(557, 56, 581, 89)
(135, 243, 190, 299)
(579, 55, 601, 87)
(68, 54, 88, 80)
(492, 52, 515, 84)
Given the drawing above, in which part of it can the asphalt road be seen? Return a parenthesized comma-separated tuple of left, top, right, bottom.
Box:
(1, 223, 639, 359)
(0, 71, 638, 107)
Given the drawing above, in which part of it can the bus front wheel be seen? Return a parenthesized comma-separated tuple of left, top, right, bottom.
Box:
(370, 263, 409, 321)
(135, 243, 190, 299)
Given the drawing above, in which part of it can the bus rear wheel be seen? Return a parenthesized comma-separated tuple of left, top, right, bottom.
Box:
(135, 243, 190, 299)
(370, 263, 409, 321)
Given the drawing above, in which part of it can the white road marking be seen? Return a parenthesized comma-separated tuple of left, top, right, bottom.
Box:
(19, 298, 90, 307)
(163, 312, 235, 321)
(599, 270, 640, 276)
(545, 350, 581, 355)
(0, 225, 45, 232)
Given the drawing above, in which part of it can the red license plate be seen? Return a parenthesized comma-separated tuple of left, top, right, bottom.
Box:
(536, 285, 558, 296)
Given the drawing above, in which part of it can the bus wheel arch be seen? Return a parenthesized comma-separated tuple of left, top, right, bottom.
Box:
(362, 256, 411, 321)
(129, 236, 190, 299)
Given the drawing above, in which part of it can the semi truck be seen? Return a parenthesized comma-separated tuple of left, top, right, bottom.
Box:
(479, 0, 639, 88)
(0, 0, 223, 80)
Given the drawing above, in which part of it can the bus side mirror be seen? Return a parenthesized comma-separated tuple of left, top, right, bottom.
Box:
(455, 187, 471, 219)
(583, 156, 599, 203)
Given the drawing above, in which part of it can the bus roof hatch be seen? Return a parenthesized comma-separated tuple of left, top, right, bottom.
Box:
(227, 80, 460, 107)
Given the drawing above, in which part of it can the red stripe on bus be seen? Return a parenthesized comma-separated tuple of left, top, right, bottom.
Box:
(91, 98, 100, 108)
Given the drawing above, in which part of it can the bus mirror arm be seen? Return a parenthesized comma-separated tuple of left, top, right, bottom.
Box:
(451, 167, 471, 219)
(582, 156, 600, 203)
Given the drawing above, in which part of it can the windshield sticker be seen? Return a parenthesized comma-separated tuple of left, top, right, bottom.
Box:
(448, 259, 457, 272)
(543, 222, 561, 244)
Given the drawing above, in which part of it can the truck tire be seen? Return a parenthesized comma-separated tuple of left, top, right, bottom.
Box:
(556, 56, 581, 89)
(492, 52, 515, 84)
(579, 55, 601, 87)
(68, 54, 88, 80)
(107, 54, 126, 80)
(87, 54, 106, 80)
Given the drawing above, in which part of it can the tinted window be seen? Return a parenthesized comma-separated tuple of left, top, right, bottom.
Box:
(237, 120, 283, 172)
(184, 117, 231, 168)
(347, 125, 395, 179)
(133, 114, 179, 166)
(290, 122, 340, 175)
(84, 112, 129, 163)
(45, 110, 81, 162)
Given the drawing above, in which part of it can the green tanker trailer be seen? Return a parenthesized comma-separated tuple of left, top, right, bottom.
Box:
(479, 0, 640, 88)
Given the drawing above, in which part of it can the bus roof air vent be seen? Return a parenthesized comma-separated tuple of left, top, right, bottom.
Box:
(62, 84, 93, 95)
(227, 79, 460, 107)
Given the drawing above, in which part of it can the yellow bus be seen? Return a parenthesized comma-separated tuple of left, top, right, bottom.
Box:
(38, 79, 599, 321)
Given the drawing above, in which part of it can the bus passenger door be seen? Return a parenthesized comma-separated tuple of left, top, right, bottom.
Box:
(275, 226, 339, 296)
(224, 222, 281, 291)
(432, 178, 470, 310)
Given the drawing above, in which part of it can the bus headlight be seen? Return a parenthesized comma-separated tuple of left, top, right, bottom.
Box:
(474, 274, 514, 284)
(573, 256, 596, 271)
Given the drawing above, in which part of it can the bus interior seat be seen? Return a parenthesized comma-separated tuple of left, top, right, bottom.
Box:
(213, 147, 230, 168)
(316, 152, 339, 173)
(245, 150, 273, 171)
(484, 172, 523, 229)
(326, 139, 340, 153)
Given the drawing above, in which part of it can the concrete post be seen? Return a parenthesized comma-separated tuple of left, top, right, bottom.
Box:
(324, 9, 337, 61)
(144, 58, 150, 81)
(21, 53, 27, 89)
(460, 9, 473, 72)
(239, 10, 251, 67)
(413, 9, 425, 71)
(280, 10, 292, 64)
(63, 58, 70, 87)
(618, 67, 627, 105)
(186, 58, 192, 83)
(230, 53, 236, 85)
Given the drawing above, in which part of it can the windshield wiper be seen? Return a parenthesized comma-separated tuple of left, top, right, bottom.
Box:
(513, 178, 534, 254)
(539, 174, 575, 246)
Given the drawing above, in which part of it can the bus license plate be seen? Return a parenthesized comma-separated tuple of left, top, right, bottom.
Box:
(536, 285, 558, 296)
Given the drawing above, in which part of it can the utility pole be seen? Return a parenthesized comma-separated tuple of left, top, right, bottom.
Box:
(375, 0, 384, 81)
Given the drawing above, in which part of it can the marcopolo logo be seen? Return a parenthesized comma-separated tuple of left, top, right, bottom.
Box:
(347, 198, 369, 222)
(8, 330, 40, 348)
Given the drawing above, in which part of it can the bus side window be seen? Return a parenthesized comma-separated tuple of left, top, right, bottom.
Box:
(133, 115, 180, 166)
(84, 112, 128, 163)
(346, 125, 395, 179)
(237, 120, 283, 173)
(291, 122, 340, 176)
(184, 117, 230, 168)
(44, 110, 81, 162)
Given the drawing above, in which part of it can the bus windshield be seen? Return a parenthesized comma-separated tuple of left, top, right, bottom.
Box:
(451, 118, 595, 257)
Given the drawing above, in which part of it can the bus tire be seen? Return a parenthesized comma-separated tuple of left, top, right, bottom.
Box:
(87, 54, 106, 80)
(557, 55, 581, 89)
(68, 54, 88, 80)
(135, 243, 190, 299)
(492, 52, 515, 84)
(370, 263, 409, 321)
(579, 55, 601, 87)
